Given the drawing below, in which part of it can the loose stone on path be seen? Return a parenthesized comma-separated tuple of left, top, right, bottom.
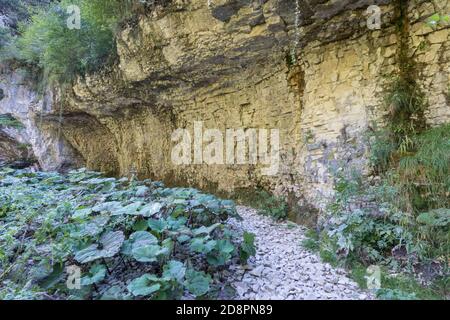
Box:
(227, 206, 373, 300)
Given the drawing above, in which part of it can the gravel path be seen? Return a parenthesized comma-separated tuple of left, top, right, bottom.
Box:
(227, 206, 372, 300)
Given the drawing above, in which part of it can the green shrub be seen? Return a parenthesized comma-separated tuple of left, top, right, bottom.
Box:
(368, 126, 398, 173)
(2, 1, 166, 85)
(234, 189, 288, 221)
(0, 27, 18, 61)
(13, 1, 118, 85)
(383, 77, 427, 138)
(0, 27, 11, 49)
(369, 76, 427, 173)
(1, 0, 143, 86)
(396, 124, 450, 212)
(301, 229, 320, 252)
(0, 0, 31, 24)
(323, 173, 416, 265)
(370, 123, 450, 213)
(415, 208, 450, 263)
(0, 1, 51, 61)
(376, 288, 417, 300)
(308, 163, 448, 298)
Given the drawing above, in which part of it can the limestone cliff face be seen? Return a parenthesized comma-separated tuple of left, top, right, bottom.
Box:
(0, 67, 83, 170)
(1, 0, 449, 214)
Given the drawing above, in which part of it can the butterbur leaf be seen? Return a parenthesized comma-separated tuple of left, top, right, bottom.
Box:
(127, 274, 161, 297)
(122, 231, 158, 257)
(100, 286, 132, 300)
(70, 216, 109, 238)
(220, 200, 241, 219)
(100, 181, 116, 192)
(376, 288, 417, 300)
(177, 235, 191, 243)
(189, 238, 216, 254)
(171, 205, 186, 217)
(139, 202, 162, 217)
(75, 231, 125, 263)
(162, 260, 186, 283)
(216, 239, 235, 254)
(132, 219, 148, 231)
(67, 285, 92, 300)
(148, 218, 167, 233)
(121, 241, 132, 256)
(190, 238, 206, 252)
(135, 186, 150, 197)
(417, 209, 450, 227)
(132, 244, 163, 262)
(206, 240, 235, 266)
(112, 202, 142, 216)
(92, 201, 122, 213)
(81, 264, 106, 286)
(161, 238, 174, 255)
(167, 216, 187, 230)
(31, 260, 54, 282)
(184, 269, 211, 297)
(72, 208, 92, 219)
(38, 263, 64, 289)
(129, 231, 158, 247)
(81, 177, 116, 185)
(192, 223, 221, 236)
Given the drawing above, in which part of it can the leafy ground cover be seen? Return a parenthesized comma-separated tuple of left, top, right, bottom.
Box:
(301, 123, 450, 300)
(0, 167, 255, 300)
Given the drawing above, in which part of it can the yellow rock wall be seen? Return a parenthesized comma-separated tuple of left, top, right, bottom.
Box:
(30, 0, 449, 212)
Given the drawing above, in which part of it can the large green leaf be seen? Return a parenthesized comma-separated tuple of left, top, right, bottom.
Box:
(121, 231, 157, 256)
(206, 240, 235, 266)
(81, 264, 107, 286)
(70, 216, 110, 238)
(37, 263, 64, 290)
(81, 177, 116, 185)
(72, 208, 92, 219)
(162, 260, 186, 283)
(100, 286, 132, 300)
(139, 202, 162, 217)
(166, 216, 187, 231)
(129, 231, 158, 247)
(417, 209, 450, 227)
(92, 201, 122, 213)
(132, 219, 148, 231)
(131, 244, 163, 263)
(135, 186, 150, 198)
(148, 218, 167, 233)
(184, 269, 211, 297)
(125, 231, 161, 262)
(189, 238, 216, 254)
(127, 274, 161, 297)
(112, 202, 142, 216)
(192, 223, 221, 236)
(75, 231, 125, 263)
